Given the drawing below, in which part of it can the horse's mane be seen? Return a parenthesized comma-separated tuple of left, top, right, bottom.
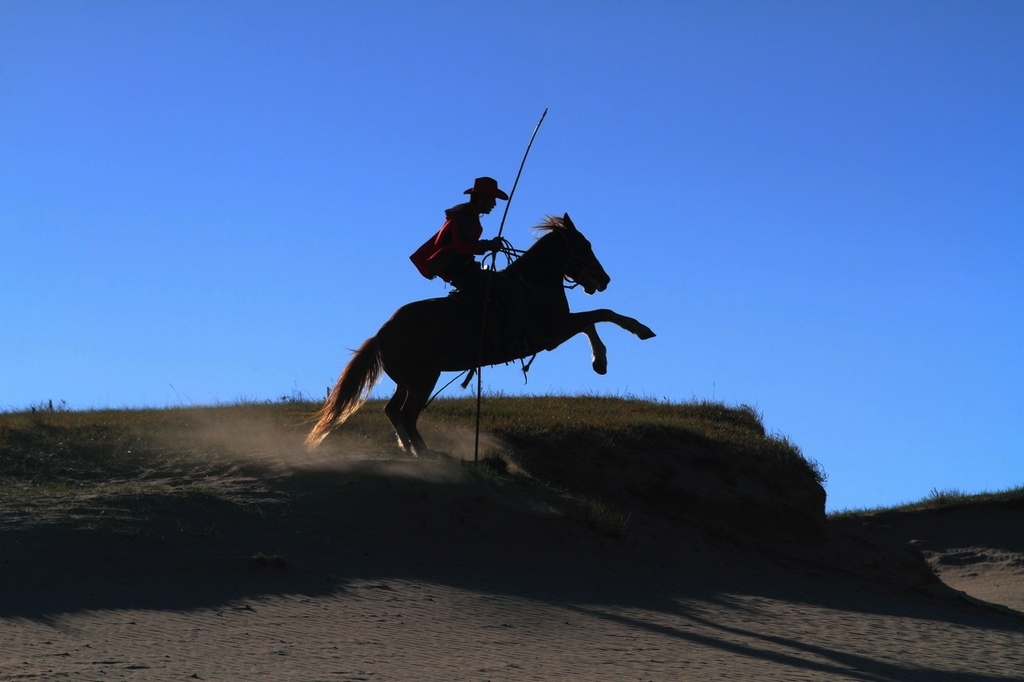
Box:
(532, 215, 566, 233)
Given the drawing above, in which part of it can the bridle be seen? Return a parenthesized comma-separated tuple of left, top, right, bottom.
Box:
(491, 227, 600, 291)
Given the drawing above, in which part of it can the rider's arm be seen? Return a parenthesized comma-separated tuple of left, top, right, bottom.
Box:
(473, 237, 501, 254)
(449, 211, 488, 255)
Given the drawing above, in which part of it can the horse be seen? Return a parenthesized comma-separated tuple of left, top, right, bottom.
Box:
(306, 213, 655, 455)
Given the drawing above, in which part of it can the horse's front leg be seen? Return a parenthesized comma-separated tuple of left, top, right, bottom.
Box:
(582, 324, 608, 375)
(542, 309, 655, 353)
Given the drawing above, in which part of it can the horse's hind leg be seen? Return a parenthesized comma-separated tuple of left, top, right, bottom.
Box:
(384, 387, 415, 451)
(399, 372, 440, 457)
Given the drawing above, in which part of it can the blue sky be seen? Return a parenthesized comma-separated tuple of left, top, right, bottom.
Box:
(2, 1, 1021, 512)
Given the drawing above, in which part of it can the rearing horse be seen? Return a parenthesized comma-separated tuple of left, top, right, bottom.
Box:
(306, 213, 655, 455)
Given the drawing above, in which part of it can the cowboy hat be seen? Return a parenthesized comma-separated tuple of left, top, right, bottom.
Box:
(464, 176, 509, 200)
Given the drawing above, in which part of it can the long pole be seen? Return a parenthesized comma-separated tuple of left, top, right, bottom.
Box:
(494, 108, 547, 245)
(474, 108, 548, 463)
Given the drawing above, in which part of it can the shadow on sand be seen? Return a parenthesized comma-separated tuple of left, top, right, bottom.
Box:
(4, 459, 1021, 640)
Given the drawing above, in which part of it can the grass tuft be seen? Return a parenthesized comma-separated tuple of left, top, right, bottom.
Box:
(829, 484, 1024, 518)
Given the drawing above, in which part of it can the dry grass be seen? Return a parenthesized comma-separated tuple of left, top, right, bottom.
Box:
(0, 403, 305, 535)
(830, 484, 1024, 518)
(1, 396, 826, 538)
(426, 395, 826, 484)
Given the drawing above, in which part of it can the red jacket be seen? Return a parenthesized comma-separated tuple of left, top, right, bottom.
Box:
(410, 203, 482, 281)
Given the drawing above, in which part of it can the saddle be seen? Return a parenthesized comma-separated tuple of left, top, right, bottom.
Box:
(446, 288, 531, 358)
(447, 287, 501, 314)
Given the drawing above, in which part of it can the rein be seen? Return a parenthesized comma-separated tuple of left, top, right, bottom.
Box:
(555, 229, 595, 291)
(498, 230, 589, 291)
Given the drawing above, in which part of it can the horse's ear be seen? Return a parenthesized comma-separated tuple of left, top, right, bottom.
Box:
(562, 213, 576, 231)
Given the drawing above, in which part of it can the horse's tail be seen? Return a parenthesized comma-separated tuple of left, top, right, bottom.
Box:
(305, 336, 382, 450)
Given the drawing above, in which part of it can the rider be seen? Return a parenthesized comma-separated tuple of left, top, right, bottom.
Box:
(410, 176, 526, 354)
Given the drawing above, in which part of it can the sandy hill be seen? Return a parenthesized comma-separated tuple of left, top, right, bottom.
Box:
(1, 398, 1021, 680)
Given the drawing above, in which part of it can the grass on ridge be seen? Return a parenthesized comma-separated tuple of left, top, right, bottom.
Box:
(1, 396, 824, 537)
(829, 485, 1024, 518)
(423, 395, 826, 487)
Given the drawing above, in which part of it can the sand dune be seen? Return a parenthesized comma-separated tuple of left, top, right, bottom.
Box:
(837, 500, 1024, 617)
(3, 447, 1022, 681)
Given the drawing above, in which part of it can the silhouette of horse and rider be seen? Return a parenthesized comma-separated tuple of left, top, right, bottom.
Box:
(307, 176, 655, 455)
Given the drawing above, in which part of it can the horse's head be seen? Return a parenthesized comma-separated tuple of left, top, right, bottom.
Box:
(557, 213, 610, 295)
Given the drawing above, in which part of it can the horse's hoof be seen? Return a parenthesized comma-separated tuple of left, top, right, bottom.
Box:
(410, 445, 443, 459)
(592, 359, 608, 375)
(637, 325, 656, 340)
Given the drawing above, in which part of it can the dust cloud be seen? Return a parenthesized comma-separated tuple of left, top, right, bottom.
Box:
(168, 411, 512, 484)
